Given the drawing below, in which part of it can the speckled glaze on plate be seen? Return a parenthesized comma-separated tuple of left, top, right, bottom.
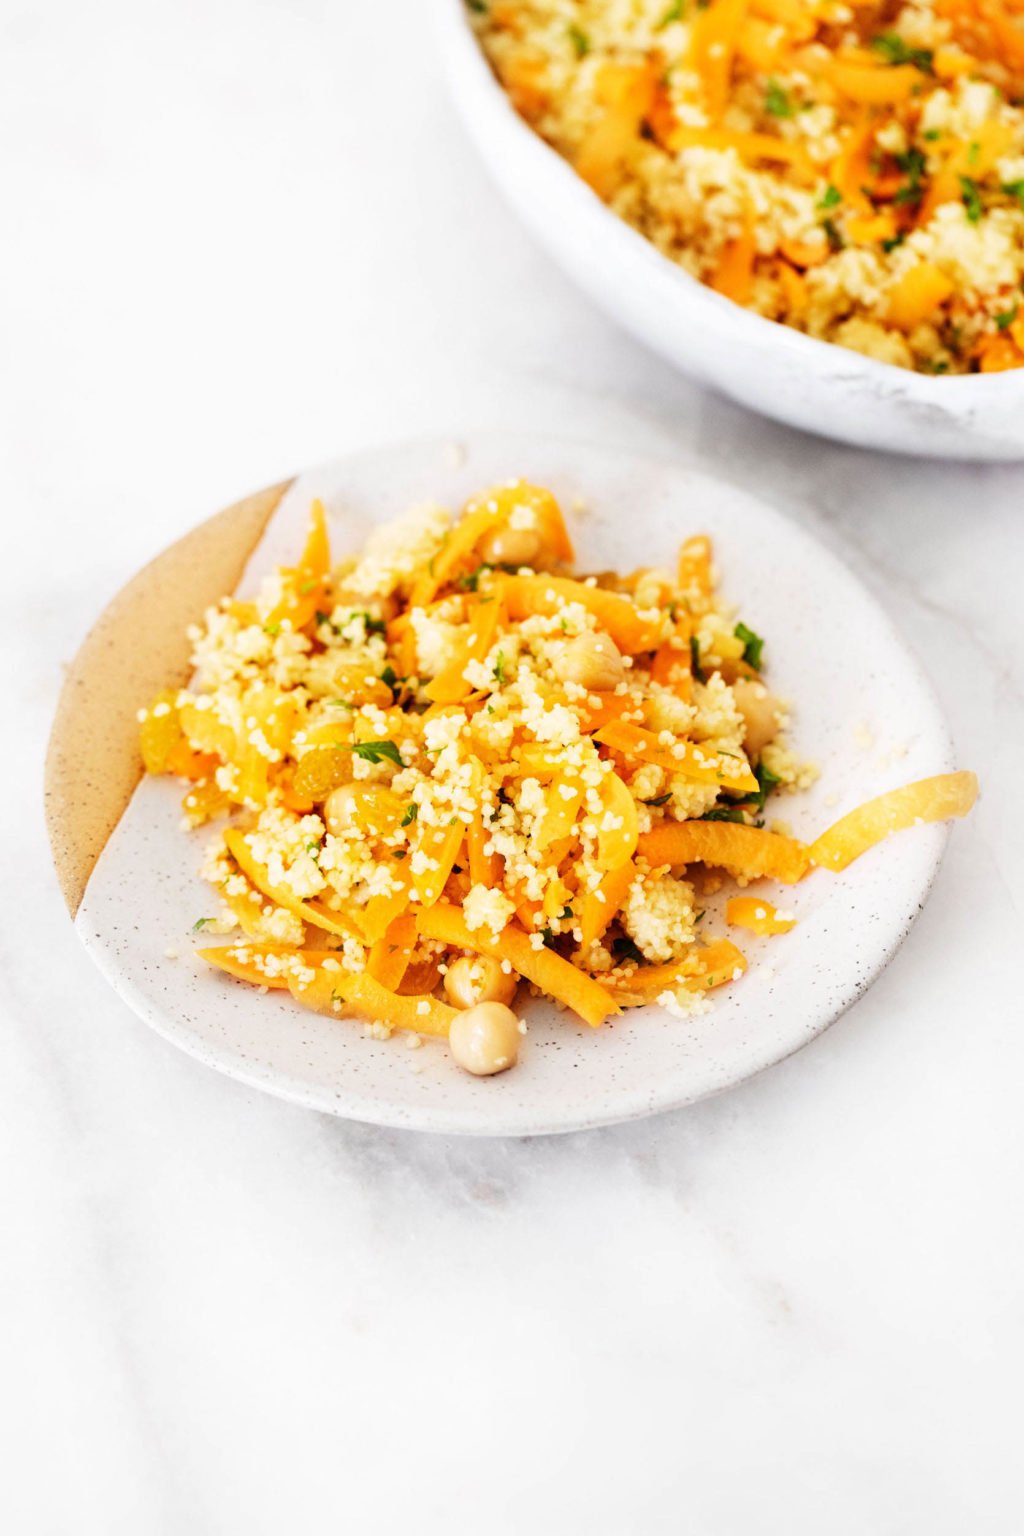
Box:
(436, 0, 1024, 461)
(68, 435, 955, 1135)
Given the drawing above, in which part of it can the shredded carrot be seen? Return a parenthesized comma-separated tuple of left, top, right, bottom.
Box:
(638, 819, 810, 883)
(595, 720, 760, 795)
(416, 904, 619, 1027)
(809, 772, 979, 872)
(726, 895, 797, 935)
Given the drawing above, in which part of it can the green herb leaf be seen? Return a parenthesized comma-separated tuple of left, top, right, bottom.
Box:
(656, 0, 685, 26)
(1002, 179, 1024, 208)
(822, 216, 844, 252)
(559, 906, 575, 921)
(871, 32, 933, 71)
(612, 935, 645, 964)
(192, 917, 214, 932)
(960, 175, 983, 223)
(818, 184, 842, 211)
(700, 805, 748, 823)
(401, 802, 418, 827)
(392, 849, 407, 860)
(351, 739, 404, 767)
(642, 792, 673, 806)
(690, 634, 707, 685)
(567, 22, 590, 57)
(494, 650, 507, 686)
(326, 698, 355, 710)
(893, 147, 927, 207)
(734, 621, 765, 670)
(765, 80, 794, 118)
(456, 562, 493, 593)
(995, 302, 1019, 332)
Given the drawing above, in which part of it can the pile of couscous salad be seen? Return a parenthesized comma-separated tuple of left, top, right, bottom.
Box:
(139, 484, 976, 1077)
(471, 0, 1024, 375)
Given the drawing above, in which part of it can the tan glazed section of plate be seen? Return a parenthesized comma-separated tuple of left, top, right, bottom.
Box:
(45, 480, 293, 917)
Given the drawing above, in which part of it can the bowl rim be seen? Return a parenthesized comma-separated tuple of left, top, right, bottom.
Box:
(439, 0, 1024, 402)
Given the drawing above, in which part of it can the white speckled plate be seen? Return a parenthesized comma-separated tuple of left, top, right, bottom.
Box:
(73, 435, 956, 1135)
(436, 0, 1024, 460)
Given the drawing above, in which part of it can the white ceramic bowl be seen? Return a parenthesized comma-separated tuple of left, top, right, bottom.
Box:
(437, 0, 1024, 460)
(73, 434, 960, 1135)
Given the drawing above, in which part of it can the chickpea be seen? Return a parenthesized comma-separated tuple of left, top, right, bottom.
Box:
(478, 523, 542, 569)
(322, 783, 359, 836)
(448, 1001, 522, 1077)
(444, 955, 518, 1010)
(552, 629, 625, 692)
(732, 678, 782, 758)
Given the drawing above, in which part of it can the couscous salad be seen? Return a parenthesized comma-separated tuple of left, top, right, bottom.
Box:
(139, 486, 976, 1076)
(472, 0, 1024, 375)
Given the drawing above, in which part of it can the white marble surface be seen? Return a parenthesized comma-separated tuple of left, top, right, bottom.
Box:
(3, 1, 1022, 1530)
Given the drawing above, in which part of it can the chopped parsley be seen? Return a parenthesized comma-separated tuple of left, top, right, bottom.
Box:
(351, 739, 404, 767)
(822, 217, 844, 252)
(466, 0, 488, 12)
(818, 184, 842, 211)
(456, 562, 493, 592)
(559, 906, 575, 921)
(656, 0, 685, 26)
(871, 33, 933, 72)
(995, 303, 1019, 332)
(401, 802, 418, 827)
(326, 698, 355, 710)
(765, 80, 794, 119)
(734, 621, 764, 670)
(493, 650, 507, 686)
(1002, 180, 1024, 208)
(893, 147, 927, 208)
(960, 175, 983, 223)
(192, 917, 214, 932)
(642, 792, 673, 807)
(567, 23, 590, 57)
(612, 935, 645, 964)
(690, 634, 707, 684)
(714, 761, 782, 821)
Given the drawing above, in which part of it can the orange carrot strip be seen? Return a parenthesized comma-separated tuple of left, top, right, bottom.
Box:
(808, 772, 979, 872)
(726, 895, 797, 935)
(576, 858, 636, 951)
(637, 819, 810, 883)
(224, 827, 361, 939)
(416, 904, 619, 1027)
(595, 720, 759, 794)
(367, 912, 419, 991)
(502, 574, 661, 654)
